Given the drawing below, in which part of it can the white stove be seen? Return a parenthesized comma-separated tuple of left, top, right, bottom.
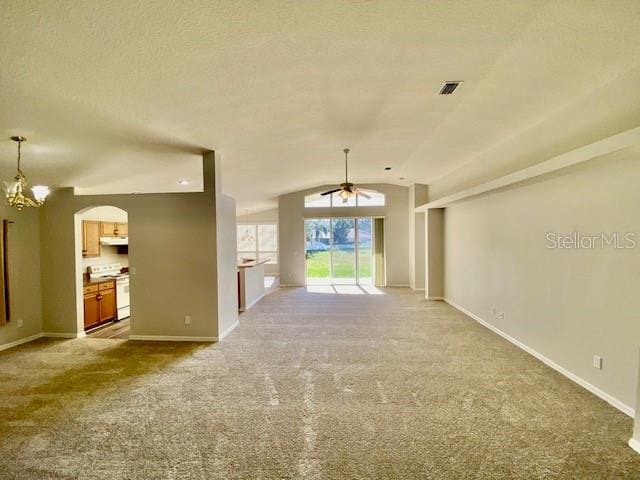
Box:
(87, 263, 130, 320)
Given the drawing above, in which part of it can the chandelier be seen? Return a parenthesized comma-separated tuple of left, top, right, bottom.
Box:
(240, 210, 254, 243)
(5, 136, 49, 211)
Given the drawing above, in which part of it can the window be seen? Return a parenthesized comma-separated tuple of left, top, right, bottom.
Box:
(237, 223, 278, 264)
(305, 190, 385, 208)
(304, 192, 331, 208)
(332, 193, 356, 207)
(356, 191, 385, 206)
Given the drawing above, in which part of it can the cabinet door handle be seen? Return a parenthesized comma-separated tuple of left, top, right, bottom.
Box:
(97, 295, 103, 301)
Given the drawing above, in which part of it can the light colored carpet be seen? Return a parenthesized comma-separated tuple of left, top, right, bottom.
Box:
(0, 287, 638, 479)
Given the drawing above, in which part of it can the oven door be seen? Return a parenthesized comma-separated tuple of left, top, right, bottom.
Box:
(115, 276, 130, 320)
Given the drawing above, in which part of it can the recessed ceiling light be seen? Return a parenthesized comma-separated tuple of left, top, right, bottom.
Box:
(177, 180, 189, 185)
(385, 167, 392, 171)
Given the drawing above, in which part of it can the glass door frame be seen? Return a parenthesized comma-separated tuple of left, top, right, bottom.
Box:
(304, 217, 375, 285)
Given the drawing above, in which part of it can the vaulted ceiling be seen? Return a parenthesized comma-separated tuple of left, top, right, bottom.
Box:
(1, 1, 639, 211)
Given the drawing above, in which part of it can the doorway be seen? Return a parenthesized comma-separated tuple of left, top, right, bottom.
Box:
(305, 217, 376, 285)
(75, 206, 130, 339)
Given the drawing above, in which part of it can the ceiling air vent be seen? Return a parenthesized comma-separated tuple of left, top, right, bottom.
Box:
(439, 81, 462, 95)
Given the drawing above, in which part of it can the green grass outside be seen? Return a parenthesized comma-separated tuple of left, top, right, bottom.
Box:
(306, 248, 372, 279)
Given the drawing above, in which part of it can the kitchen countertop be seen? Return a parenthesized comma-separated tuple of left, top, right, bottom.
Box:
(237, 259, 269, 269)
(82, 274, 118, 287)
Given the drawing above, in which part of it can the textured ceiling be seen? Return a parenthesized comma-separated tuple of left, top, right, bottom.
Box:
(1, 1, 640, 211)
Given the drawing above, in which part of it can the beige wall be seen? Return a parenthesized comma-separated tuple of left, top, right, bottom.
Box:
(238, 208, 278, 223)
(0, 204, 43, 349)
(279, 183, 409, 286)
(443, 153, 640, 409)
(426, 208, 444, 299)
(39, 153, 236, 340)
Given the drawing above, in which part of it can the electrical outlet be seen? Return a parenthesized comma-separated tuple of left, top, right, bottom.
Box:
(498, 312, 504, 320)
(17, 318, 23, 328)
(593, 355, 603, 370)
(184, 315, 191, 325)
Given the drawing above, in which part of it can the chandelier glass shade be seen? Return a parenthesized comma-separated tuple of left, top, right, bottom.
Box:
(240, 209, 254, 243)
(5, 136, 49, 211)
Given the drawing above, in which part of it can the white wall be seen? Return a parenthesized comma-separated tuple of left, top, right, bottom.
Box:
(634, 359, 640, 446)
(80, 205, 128, 223)
(443, 152, 640, 410)
(278, 183, 409, 286)
(81, 245, 129, 270)
(0, 204, 43, 349)
(216, 192, 239, 338)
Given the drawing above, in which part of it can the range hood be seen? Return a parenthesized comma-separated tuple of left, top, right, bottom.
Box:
(100, 236, 128, 246)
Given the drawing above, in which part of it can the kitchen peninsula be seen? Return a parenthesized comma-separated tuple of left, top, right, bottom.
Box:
(237, 259, 268, 312)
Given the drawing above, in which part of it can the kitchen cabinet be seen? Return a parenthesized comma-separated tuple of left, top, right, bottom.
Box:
(100, 222, 128, 237)
(83, 280, 116, 330)
(83, 293, 99, 329)
(82, 221, 101, 258)
(100, 222, 115, 236)
(98, 288, 116, 323)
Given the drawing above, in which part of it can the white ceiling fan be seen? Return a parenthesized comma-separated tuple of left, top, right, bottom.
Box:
(320, 148, 371, 202)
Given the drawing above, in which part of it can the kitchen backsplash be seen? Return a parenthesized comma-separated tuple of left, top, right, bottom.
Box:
(82, 245, 129, 270)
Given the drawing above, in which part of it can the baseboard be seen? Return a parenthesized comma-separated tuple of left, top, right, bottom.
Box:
(427, 296, 444, 300)
(387, 284, 410, 288)
(43, 332, 82, 339)
(128, 335, 216, 342)
(629, 438, 640, 454)
(0, 333, 44, 352)
(279, 284, 304, 287)
(218, 319, 240, 341)
(444, 298, 635, 418)
(241, 292, 266, 312)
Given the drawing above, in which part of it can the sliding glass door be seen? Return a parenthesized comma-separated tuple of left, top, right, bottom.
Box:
(305, 218, 374, 285)
(331, 218, 356, 284)
(305, 219, 331, 284)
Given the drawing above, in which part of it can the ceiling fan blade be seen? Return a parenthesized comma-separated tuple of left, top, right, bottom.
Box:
(357, 190, 371, 199)
(320, 188, 341, 196)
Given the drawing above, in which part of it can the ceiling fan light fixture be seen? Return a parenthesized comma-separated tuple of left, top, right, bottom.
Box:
(320, 148, 369, 202)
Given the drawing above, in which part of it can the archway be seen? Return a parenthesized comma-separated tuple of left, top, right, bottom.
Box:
(74, 205, 130, 339)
